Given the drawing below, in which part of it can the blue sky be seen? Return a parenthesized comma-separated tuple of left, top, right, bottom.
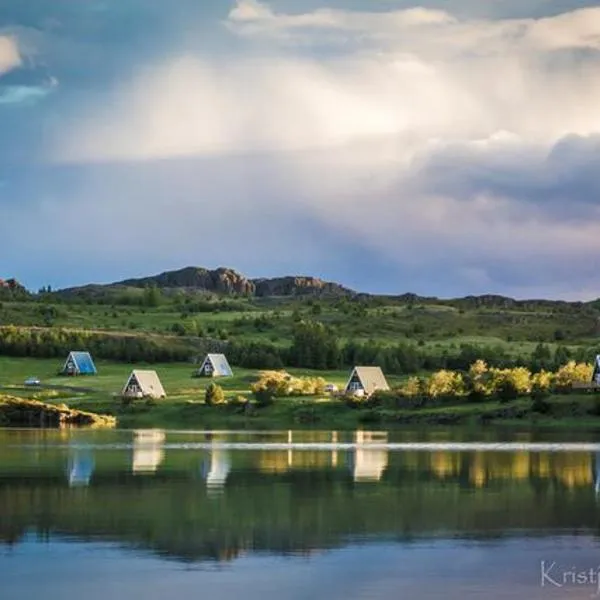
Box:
(1, 1, 600, 298)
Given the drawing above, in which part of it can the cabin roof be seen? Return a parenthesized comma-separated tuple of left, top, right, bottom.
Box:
(346, 366, 390, 395)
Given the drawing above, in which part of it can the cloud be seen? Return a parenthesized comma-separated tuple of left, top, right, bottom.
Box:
(52, 3, 600, 164)
(13, 2, 600, 298)
(0, 36, 21, 75)
(226, 1, 600, 55)
(0, 79, 58, 106)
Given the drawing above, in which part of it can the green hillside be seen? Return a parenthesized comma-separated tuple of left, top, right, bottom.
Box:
(1, 266, 600, 376)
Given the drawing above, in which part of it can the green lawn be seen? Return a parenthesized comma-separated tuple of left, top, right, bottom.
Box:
(0, 356, 405, 405)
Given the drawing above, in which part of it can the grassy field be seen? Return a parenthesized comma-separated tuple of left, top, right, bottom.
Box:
(1, 356, 600, 431)
(2, 295, 598, 351)
(0, 356, 394, 395)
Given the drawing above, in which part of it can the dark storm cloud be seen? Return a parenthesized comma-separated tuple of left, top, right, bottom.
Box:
(405, 134, 600, 222)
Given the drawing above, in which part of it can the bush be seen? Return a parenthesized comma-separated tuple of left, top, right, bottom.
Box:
(495, 379, 519, 403)
(205, 383, 225, 406)
(254, 387, 275, 407)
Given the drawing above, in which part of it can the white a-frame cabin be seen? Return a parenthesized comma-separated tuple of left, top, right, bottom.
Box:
(344, 366, 390, 397)
(195, 353, 233, 378)
(121, 370, 166, 400)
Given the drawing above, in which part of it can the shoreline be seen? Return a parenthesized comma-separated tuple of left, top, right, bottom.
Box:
(58, 393, 600, 431)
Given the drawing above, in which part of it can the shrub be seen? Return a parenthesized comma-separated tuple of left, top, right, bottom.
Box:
(495, 378, 519, 403)
(205, 383, 225, 406)
(425, 369, 465, 398)
(226, 395, 249, 413)
(553, 361, 593, 393)
(254, 387, 275, 407)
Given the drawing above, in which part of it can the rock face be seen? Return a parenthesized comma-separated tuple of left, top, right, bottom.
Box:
(0, 278, 25, 291)
(115, 267, 354, 297)
(119, 267, 256, 296)
(253, 276, 352, 297)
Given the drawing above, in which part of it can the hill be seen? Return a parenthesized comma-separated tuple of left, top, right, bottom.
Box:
(1, 264, 600, 378)
(59, 266, 356, 299)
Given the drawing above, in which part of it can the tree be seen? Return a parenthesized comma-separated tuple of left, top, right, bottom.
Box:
(288, 320, 341, 370)
(554, 361, 593, 392)
(143, 284, 161, 307)
(466, 360, 491, 400)
(425, 370, 465, 398)
(401, 376, 423, 398)
(205, 382, 225, 406)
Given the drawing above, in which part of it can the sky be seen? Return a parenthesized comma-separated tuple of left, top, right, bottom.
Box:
(1, 1, 600, 299)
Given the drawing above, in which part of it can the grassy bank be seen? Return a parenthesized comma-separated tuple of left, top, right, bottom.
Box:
(1, 356, 599, 430)
(10, 390, 599, 431)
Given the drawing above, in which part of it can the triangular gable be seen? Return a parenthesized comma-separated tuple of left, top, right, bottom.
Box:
(344, 366, 389, 396)
(198, 354, 233, 377)
(344, 367, 364, 394)
(61, 351, 97, 375)
(121, 372, 140, 396)
(122, 370, 166, 399)
(593, 355, 600, 385)
(62, 352, 78, 374)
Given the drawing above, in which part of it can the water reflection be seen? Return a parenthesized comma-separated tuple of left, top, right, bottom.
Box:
(3, 428, 600, 566)
(66, 448, 94, 487)
(200, 434, 231, 497)
(132, 429, 165, 474)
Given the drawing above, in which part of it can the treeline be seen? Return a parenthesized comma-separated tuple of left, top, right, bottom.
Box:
(228, 321, 599, 375)
(0, 321, 598, 376)
(0, 327, 194, 363)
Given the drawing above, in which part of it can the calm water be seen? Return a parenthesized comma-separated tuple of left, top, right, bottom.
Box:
(3, 427, 600, 599)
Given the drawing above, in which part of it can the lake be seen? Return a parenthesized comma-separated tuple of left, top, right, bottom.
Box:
(2, 426, 600, 599)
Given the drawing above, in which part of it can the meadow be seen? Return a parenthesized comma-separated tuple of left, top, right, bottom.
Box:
(2, 275, 600, 429)
(2, 355, 600, 431)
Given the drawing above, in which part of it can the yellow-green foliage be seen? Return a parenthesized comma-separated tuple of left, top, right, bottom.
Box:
(398, 360, 593, 400)
(554, 361, 594, 390)
(401, 376, 423, 397)
(251, 370, 326, 398)
(531, 370, 553, 391)
(489, 366, 532, 395)
(425, 370, 465, 398)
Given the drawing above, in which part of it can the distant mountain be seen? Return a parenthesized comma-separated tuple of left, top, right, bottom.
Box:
(44, 266, 600, 309)
(67, 266, 356, 298)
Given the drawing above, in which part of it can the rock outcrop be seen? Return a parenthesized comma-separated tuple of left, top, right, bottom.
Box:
(0, 395, 116, 428)
(253, 276, 353, 297)
(118, 267, 255, 295)
(114, 267, 354, 297)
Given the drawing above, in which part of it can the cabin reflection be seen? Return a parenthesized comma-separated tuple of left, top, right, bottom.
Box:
(348, 431, 389, 482)
(132, 430, 165, 474)
(67, 448, 95, 487)
(200, 435, 231, 497)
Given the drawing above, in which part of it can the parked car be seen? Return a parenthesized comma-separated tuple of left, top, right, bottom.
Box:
(324, 384, 339, 393)
(24, 377, 41, 386)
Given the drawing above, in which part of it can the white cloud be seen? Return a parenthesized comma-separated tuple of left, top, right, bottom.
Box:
(52, 4, 600, 164)
(226, 2, 600, 55)
(39, 2, 600, 298)
(0, 81, 58, 106)
(0, 36, 21, 75)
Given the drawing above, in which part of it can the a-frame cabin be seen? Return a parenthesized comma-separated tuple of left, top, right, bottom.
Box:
(60, 351, 98, 376)
(194, 353, 233, 378)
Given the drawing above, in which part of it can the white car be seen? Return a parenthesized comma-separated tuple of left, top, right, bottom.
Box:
(24, 377, 41, 386)
(324, 384, 339, 393)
